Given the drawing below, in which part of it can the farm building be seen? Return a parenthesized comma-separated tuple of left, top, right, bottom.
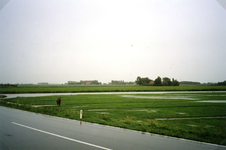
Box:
(149, 81, 154, 85)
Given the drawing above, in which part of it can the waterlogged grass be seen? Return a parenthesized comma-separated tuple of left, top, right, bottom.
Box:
(1, 92, 226, 145)
(0, 95, 6, 98)
(0, 84, 226, 93)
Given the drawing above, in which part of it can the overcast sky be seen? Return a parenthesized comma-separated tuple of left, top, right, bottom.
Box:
(0, 0, 225, 84)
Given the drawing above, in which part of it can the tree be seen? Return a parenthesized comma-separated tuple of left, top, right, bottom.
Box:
(162, 77, 172, 86)
(135, 76, 151, 85)
(136, 76, 179, 86)
(142, 77, 151, 85)
(172, 78, 180, 86)
(218, 80, 226, 85)
(135, 76, 143, 85)
(154, 76, 162, 86)
(111, 80, 125, 85)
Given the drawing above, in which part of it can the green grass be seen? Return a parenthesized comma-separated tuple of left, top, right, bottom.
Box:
(1, 92, 226, 145)
(0, 95, 6, 98)
(0, 84, 226, 93)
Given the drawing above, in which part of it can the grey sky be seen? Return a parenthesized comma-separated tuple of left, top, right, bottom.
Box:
(0, 0, 225, 84)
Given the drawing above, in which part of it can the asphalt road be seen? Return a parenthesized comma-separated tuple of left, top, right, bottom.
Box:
(0, 106, 225, 150)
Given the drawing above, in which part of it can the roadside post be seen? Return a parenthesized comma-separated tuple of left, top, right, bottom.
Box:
(80, 110, 82, 119)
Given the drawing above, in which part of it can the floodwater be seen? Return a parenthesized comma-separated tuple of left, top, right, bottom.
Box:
(2, 91, 226, 99)
(33, 105, 57, 107)
(127, 109, 157, 113)
(87, 109, 110, 111)
(197, 100, 226, 103)
(121, 95, 197, 100)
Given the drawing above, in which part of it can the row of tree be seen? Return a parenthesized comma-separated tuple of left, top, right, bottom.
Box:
(68, 80, 101, 85)
(110, 80, 135, 85)
(179, 81, 200, 85)
(0, 84, 18, 88)
(135, 76, 179, 86)
(217, 81, 226, 85)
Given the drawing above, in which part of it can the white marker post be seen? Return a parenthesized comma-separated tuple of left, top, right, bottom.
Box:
(80, 110, 82, 119)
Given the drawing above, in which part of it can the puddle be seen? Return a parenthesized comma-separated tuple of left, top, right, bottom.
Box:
(99, 112, 109, 114)
(156, 116, 226, 120)
(88, 109, 110, 111)
(128, 109, 157, 113)
(201, 95, 226, 97)
(121, 95, 197, 100)
(187, 124, 198, 127)
(187, 124, 214, 128)
(196, 100, 226, 103)
(205, 125, 215, 128)
(32, 105, 57, 107)
(72, 105, 88, 108)
(177, 112, 186, 115)
(148, 110, 157, 113)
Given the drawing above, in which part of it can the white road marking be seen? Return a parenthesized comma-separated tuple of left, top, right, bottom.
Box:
(12, 122, 112, 150)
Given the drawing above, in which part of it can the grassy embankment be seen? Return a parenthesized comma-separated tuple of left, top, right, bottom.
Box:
(1, 91, 226, 145)
(0, 84, 226, 93)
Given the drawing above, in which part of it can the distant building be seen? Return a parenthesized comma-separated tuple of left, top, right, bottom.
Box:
(149, 81, 154, 85)
(86, 82, 91, 85)
(80, 80, 100, 85)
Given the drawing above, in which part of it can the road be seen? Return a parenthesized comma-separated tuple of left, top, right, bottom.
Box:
(0, 106, 225, 150)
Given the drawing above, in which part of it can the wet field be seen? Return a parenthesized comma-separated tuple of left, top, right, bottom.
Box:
(1, 91, 226, 145)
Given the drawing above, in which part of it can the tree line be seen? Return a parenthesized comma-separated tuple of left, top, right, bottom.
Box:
(68, 80, 101, 85)
(0, 84, 18, 88)
(110, 80, 135, 85)
(179, 81, 200, 85)
(217, 80, 226, 85)
(135, 76, 179, 86)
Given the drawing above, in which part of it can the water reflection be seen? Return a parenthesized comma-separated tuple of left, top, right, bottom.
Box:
(3, 91, 225, 99)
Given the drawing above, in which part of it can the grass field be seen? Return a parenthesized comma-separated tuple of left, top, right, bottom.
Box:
(1, 91, 226, 145)
(0, 84, 226, 93)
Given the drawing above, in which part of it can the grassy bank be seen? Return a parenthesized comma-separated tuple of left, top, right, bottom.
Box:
(0, 84, 226, 93)
(1, 92, 226, 145)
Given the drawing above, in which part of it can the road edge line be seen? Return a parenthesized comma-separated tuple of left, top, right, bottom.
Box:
(12, 122, 112, 150)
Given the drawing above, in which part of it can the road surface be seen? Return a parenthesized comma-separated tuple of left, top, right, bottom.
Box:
(0, 106, 225, 150)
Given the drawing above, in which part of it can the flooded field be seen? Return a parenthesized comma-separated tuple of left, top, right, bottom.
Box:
(1, 91, 226, 145)
(3, 91, 225, 99)
(121, 95, 197, 100)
